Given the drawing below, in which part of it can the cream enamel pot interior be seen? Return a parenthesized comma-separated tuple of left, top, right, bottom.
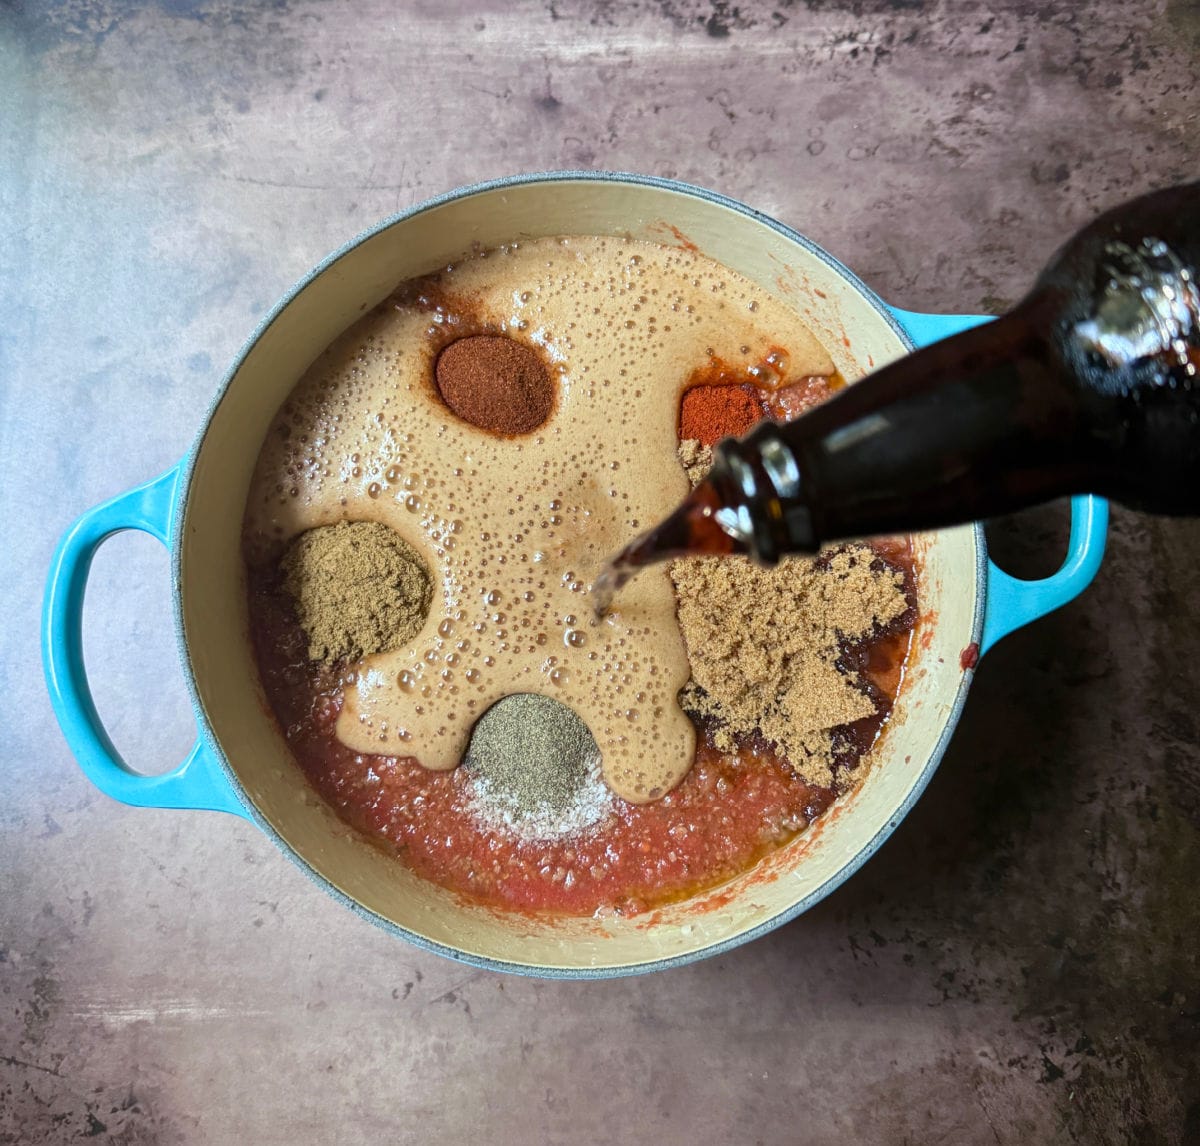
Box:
(43, 173, 1108, 977)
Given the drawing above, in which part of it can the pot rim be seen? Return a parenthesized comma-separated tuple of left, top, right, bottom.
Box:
(170, 170, 987, 978)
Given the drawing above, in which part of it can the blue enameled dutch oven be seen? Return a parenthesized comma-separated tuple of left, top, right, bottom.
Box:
(42, 173, 1107, 977)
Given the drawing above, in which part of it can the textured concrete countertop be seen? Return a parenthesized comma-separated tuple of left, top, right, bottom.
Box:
(3, 1, 1199, 1142)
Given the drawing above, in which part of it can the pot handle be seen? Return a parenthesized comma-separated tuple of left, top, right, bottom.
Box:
(887, 307, 1109, 656)
(42, 464, 248, 817)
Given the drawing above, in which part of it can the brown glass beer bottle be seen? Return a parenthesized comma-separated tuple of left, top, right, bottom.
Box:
(596, 182, 1200, 607)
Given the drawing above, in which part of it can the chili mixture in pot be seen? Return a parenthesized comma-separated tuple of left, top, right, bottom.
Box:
(243, 236, 918, 917)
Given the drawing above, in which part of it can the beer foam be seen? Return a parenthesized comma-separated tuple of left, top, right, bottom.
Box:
(243, 236, 834, 802)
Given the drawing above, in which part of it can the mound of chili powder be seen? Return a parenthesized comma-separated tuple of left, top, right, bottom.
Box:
(435, 334, 554, 435)
(679, 384, 764, 445)
(680, 374, 838, 445)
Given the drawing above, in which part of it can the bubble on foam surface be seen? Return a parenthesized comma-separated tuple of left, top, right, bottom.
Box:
(243, 235, 834, 802)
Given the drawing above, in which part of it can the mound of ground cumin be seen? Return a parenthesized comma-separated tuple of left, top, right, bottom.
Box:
(670, 440, 907, 787)
(281, 520, 432, 664)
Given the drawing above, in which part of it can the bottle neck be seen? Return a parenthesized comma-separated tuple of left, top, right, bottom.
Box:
(710, 292, 1097, 561)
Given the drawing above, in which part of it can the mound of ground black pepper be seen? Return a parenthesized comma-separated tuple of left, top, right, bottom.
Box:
(435, 335, 554, 435)
(463, 693, 613, 840)
(281, 520, 432, 664)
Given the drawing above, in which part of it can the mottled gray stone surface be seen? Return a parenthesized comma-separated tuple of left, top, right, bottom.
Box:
(2, 1, 1199, 1142)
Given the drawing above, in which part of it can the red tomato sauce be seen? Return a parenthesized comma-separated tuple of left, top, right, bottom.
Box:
(245, 376, 918, 917)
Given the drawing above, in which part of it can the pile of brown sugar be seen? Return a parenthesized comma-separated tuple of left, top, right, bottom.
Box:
(676, 439, 714, 486)
(670, 442, 908, 787)
(281, 520, 433, 664)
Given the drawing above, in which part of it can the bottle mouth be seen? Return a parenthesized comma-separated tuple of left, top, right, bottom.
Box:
(709, 447, 757, 547)
(710, 432, 790, 565)
(591, 475, 736, 616)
